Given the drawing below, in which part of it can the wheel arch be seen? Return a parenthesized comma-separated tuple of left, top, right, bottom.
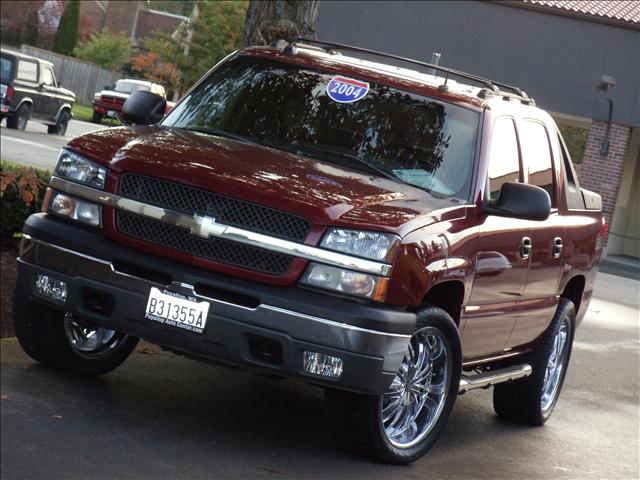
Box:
(16, 98, 34, 110)
(421, 280, 465, 328)
(54, 103, 73, 122)
(560, 275, 585, 315)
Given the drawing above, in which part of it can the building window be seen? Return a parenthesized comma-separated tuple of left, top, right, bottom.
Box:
(554, 116, 591, 180)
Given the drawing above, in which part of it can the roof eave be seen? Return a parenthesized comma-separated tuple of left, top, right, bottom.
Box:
(495, 1, 640, 31)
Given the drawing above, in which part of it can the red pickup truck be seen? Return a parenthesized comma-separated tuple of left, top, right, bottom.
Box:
(14, 39, 604, 464)
(91, 78, 170, 124)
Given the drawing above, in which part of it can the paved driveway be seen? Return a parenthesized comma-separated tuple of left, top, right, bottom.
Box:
(1, 119, 106, 171)
(1, 272, 638, 479)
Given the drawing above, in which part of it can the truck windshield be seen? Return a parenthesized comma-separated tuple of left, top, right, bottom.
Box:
(115, 81, 149, 93)
(163, 55, 479, 199)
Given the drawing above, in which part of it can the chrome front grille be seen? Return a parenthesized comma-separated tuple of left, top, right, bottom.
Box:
(115, 173, 311, 275)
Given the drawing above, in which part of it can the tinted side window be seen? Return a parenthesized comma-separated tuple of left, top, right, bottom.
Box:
(558, 133, 585, 209)
(488, 117, 521, 201)
(1, 56, 14, 84)
(521, 120, 555, 205)
(17, 60, 38, 82)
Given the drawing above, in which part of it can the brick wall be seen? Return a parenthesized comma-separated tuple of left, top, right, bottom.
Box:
(79, 1, 107, 40)
(579, 120, 632, 243)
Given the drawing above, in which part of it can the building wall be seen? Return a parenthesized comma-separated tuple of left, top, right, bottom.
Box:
(318, 1, 640, 128)
(103, 0, 141, 38)
(578, 121, 632, 244)
(607, 128, 640, 258)
(79, 1, 107, 39)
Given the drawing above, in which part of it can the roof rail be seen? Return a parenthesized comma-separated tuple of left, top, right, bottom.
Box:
(281, 38, 535, 105)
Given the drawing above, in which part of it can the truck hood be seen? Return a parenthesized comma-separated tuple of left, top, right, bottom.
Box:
(66, 126, 463, 234)
(98, 90, 130, 99)
(58, 86, 75, 99)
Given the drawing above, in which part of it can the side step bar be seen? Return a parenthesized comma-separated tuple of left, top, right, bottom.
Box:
(459, 364, 532, 394)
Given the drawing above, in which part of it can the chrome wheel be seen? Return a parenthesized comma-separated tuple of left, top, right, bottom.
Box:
(381, 327, 451, 449)
(63, 313, 130, 359)
(541, 317, 569, 412)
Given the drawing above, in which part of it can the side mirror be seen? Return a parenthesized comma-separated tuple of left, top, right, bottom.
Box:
(485, 182, 551, 221)
(121, 90, 167, 126)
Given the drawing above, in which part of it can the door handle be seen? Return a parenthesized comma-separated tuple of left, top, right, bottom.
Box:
(521, 237, 532, 259)
(553, 237, 563, 258)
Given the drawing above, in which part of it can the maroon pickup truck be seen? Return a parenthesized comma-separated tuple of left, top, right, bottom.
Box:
(14, 39, 604, 464)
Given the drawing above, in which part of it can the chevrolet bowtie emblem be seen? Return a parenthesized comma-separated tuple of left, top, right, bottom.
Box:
(190, 214, 225, 238)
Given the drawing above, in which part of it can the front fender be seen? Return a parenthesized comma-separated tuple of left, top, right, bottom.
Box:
(385, 220, 477, 309)
(53, 104, 73, 122)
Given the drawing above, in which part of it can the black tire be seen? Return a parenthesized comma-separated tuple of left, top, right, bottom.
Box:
(493, 298, 575, 425)
(326, 306, 462, 464)
(92, 111, 103, 124)
(13, 283, 139, 376)
(6, 103, 30, 130)
(48, 109, 70, 135)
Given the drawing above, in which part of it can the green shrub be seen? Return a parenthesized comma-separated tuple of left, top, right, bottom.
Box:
(74, 29, 132, 70)
(0, 162, 51, 237)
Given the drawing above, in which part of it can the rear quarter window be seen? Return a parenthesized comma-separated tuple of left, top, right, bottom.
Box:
(17, 60, 38, 82)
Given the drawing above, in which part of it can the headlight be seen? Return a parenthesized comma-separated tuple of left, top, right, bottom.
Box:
(300, 262, 389, 301)
(321, 228, 398, 261)
(55, 150, 106, 189)
(49, 192, 102, 227)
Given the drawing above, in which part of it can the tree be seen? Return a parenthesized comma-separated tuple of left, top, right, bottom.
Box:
(23, 7, 40, 47)
(74, 29, 133, 70)
(1, 1, 44, 47)
(52, 0, 80, 56)
(242, 0, 318, 46)
(145, 1, 247, 94)
(130, 51, 180, 96)
(38, 0, 66, 50)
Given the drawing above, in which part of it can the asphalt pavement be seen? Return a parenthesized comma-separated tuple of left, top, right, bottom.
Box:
(0, 119, 106, 170)
(1, 272, 638, 479)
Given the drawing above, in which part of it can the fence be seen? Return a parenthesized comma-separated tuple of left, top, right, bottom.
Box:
(19, 45, 122, 105)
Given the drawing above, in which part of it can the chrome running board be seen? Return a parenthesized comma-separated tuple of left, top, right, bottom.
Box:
(459, 364, 532, 394)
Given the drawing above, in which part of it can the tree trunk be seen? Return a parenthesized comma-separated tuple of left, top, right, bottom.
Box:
(242, 0, 319, 47)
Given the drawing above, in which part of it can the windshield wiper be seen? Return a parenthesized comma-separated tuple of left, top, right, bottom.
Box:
(293, 143, 401, 183)
(183, 127, 257, 145)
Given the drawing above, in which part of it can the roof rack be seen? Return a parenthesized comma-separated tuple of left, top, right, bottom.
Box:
(280, 38, 535, 105)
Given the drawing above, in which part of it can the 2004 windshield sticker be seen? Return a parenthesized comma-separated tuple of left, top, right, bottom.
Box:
(326, 76, 370, 103)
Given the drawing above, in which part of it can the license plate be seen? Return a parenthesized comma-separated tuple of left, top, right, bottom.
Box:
(145, 287, 210, 334)
(107, 110, 116, 118)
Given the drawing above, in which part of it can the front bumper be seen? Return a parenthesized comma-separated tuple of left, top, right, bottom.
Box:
(18, 214, 414, 394)
(92, 102, 122, 115)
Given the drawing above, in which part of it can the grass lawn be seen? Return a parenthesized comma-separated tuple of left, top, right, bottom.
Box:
(72, 103, 121, 126)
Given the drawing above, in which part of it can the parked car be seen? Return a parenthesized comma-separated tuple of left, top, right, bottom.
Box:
(0, 48, 75, 135)
(14, 39, 604, 464)
(91, 78, 167, 124)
